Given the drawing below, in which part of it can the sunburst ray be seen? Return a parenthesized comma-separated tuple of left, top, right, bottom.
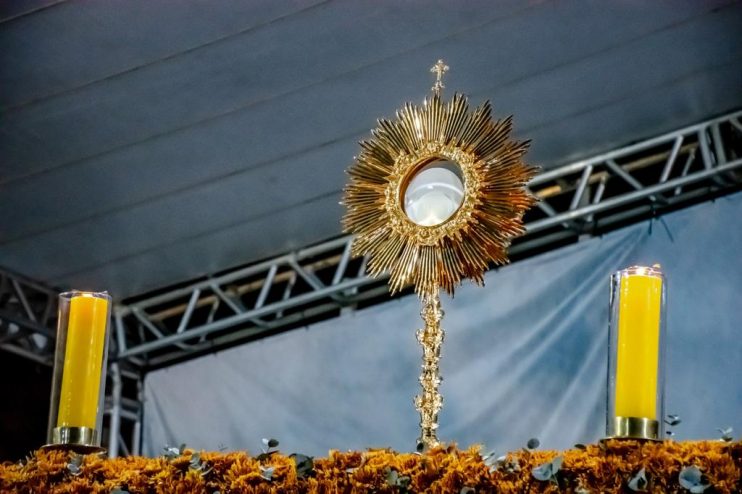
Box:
(343, 91, 537, 296)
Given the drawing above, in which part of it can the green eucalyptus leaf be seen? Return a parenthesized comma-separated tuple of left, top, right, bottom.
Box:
(385, 467, 399, 485)
(67, 454, 83, 476)
(262, 438, 278, 447)
(259, 465, 275, 481)
(163, 445, 182, 460)
(679, 466, 702, 484)
(384, 467, 410, 488)
(717, 427, 733, 442)
(486, 455, 506, 473)
(480, 449, 496, 462)
(481, 450, 499, 472)
(256, 452, 274, 462)
(532, 456, 561, 482)
(628, 468, 648, 492)
(679, 465, 709, 492)
(291, 453, 314, 479)
(531, 462, 552, 482)
(664, 414, 682, 427)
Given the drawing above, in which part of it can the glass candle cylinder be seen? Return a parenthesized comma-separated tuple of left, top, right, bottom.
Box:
(46, 291, 111, 450)
(607, 265, 666, 440)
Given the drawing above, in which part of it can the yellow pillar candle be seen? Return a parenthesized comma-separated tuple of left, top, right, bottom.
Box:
(56, 295, 109, 430)
(614, 270, 663, 420)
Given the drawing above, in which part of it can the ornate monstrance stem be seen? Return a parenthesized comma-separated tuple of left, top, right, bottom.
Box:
(414, 288, 444, 450)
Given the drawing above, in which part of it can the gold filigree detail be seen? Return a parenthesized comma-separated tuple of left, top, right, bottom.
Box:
(414, 290, 444, 450)
(343, 92, 537, 296)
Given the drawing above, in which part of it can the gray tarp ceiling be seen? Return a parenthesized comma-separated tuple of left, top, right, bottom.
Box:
(1, 0, 741, 299)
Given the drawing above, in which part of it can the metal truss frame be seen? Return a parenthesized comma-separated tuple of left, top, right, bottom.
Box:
(113, 109, 742, 368)
(2, 109, 741, 456)
(0, 268, 57, 365)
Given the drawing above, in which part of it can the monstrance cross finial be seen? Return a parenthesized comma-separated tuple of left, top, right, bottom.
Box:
(430, 59, 449, 96)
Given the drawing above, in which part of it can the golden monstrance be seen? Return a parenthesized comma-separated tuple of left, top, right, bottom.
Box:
(343, 60, 537, 450)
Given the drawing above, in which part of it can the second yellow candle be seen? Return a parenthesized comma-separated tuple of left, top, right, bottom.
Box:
(614, 271, 663, 420)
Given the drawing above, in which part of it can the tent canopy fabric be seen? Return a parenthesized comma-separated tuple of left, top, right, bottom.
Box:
(2, 1, 741, 298)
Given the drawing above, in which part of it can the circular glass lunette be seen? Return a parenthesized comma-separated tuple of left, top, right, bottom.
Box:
(403, 160, 465, 227)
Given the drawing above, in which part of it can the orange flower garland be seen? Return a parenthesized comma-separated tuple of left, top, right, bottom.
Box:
(1, 441, 739, 493)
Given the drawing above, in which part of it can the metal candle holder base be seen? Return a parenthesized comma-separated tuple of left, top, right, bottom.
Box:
(41, 426, 106, 454)
(605, 416, 661, 441)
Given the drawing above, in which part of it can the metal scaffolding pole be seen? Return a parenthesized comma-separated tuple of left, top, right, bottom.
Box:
(103, 365, 143, 458)
(107, 362, 122, 458)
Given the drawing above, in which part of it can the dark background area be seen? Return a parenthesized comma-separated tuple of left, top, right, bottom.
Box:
(0, 353, 50, 460)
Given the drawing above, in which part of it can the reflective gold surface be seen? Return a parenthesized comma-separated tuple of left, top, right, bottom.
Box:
(414, 291, 445, 450)
(342, 86, 536, 296)
(42, 426, 105, 453)
(52, 426, 97, 445)
(430, 59, 449, 95)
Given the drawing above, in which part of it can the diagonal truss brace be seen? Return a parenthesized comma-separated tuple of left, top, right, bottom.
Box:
(0, 268, 57, 364)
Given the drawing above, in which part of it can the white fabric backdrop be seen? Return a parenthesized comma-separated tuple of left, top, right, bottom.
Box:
(143, 192, 742, 456)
